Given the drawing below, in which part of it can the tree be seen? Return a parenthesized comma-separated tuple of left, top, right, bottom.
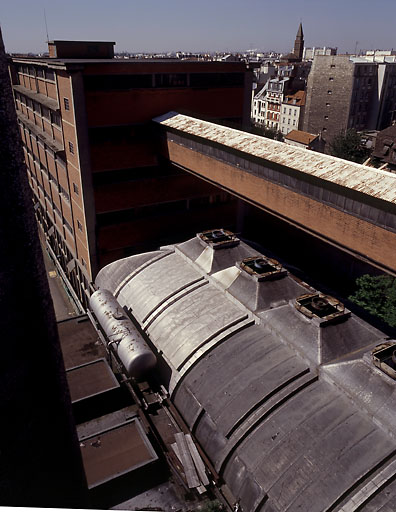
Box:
(349, 274, 396, 327)
(250, 124, 284, 141)
(329, 129, 369, 163)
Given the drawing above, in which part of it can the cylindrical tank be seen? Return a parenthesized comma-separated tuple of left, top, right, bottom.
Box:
(89, 289, 156, 379)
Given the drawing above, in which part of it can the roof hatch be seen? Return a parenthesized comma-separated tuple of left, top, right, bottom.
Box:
(372, 342, 396, 380)
(238, 256, 287, 281)
(295, 293, 351, 325)
(197, 229, 240, 250)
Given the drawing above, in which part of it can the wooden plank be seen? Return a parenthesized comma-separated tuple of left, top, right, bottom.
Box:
(175, 432, 200, 488)
(170, 442, 182, 463)
(185, 433, 210, 486)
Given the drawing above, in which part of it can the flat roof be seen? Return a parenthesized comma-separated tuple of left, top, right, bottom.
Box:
(80, 418, 158, 489)
(154, 112, 396, 205)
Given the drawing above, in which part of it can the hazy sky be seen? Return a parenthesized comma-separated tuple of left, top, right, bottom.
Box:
(1, 0, 395, 55)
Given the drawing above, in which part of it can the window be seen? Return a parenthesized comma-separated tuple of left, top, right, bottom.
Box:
(326, 102, 330, 107)
(68, 141, 74, 154)
(73, 182, 79, 195)
(330, 64, 336, 68)
(64, 98, 70, 111)
(155, 73, 187, 87)
(327, 90, 332, 95)
(51, 112, 61, 127)
(42, 106, 50, 121)
(324, 115, 329, 120)
(64, 218, 73, 234)
(329, 77, 334, 81)
(77, 220, 83, 232)
(45, 69, 55, 81)
(59, 184, 70, 202)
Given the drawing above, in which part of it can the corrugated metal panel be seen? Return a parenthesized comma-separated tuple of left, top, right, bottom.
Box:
(154, 112, 396, 205)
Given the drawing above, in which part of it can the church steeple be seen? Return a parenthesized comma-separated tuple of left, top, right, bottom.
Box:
(293, 22, 304, 61)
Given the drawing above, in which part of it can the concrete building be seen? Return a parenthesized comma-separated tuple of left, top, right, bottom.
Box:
(93, 230, 396, 512)
(10, 40, 253, 306)
(302, 46, 337, 60)
(279, 90, 306, 135)
(303, 54, 396, 152)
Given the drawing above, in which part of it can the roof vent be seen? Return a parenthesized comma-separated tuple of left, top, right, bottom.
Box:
(372, 342, 396, 380)
(295, 293, 351, 325)
(238, 256, 287, 281)
(197, 229, 240, 250)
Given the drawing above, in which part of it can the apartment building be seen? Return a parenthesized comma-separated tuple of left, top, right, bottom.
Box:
(10, 40, 253, 306)
(303, 54, 396, 151)
(279, 90, 306, 135)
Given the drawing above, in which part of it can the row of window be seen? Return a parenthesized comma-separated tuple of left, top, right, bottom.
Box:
(21, 129, 80, 205)
(283, 107, 298, 115)
(18, 65, 55, 82)
(16, 92, 62, 126)
(83, 72, 245, 91)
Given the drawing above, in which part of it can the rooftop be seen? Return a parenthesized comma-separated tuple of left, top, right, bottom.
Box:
(154, 111, 396, 205)
(94, 232, 396, 512)
(284, 129, 318, 145)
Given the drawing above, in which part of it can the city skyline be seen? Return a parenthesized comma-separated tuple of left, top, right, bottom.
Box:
(1, 0, 395, 55)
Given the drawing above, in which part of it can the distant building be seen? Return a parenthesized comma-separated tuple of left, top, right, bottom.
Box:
(251, 77, 291, 130)
(279, 90, 306, 135)
(10, 39, 253, 306)
(371, 124, 396, 169)
(303, 54, 396, 151)
(303, 46, 337, 60)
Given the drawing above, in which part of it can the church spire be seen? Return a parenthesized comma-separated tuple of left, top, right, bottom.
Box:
(293, 22, 304, 61)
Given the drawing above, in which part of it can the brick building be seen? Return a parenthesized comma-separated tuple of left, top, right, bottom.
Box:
(10, 40, 253, 305)
(303, 54, 396, 152)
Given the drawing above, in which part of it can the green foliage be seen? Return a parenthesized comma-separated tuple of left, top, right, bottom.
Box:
(349, 274, 396, 327)
(198, 500, 225, 512)
(250, 124, 284, 141)
(329, 129, 369, 163)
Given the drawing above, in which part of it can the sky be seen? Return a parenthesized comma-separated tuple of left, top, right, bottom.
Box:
(1, 0, 395, 55)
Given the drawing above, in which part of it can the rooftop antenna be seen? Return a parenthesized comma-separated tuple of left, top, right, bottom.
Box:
(44, 8, 50, 43)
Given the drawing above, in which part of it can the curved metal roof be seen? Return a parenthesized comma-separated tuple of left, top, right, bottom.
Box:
(95, 234, 396, 512)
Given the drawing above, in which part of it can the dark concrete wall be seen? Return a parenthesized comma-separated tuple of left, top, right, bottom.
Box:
(303, 55, 354, 148)
(0, 30, 88, 507)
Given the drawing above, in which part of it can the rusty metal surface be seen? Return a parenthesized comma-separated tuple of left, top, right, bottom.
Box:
(66, 359, 119, 402)
(57, 315, 107, 369)
(80, 419, 158, 489)
(154, 112, 396, 205)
